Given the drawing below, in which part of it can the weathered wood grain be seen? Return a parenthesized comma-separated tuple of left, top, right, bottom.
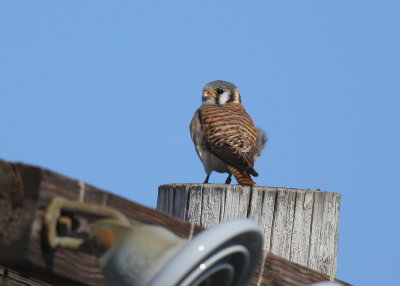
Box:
(290, 190, 314, 266)
(251, 253, 350, 286)
(308, 191, 341, 275)
(157, 183, 341, 278)
(248, 187, 277, 253)
(0, 266, 57, 286)
(270, 188, 297, 260)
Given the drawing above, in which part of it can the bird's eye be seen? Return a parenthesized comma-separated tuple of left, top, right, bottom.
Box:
(215, 88, 224, 95)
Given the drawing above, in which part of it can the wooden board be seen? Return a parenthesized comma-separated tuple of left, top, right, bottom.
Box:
(0, 266, 56, 286)
(252, 253, 349, 286)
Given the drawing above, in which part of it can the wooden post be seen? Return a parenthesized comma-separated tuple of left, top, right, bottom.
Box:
(157, 184, 341, 278)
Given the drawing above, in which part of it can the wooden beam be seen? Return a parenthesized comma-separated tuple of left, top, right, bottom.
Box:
(251, 253, 349, 286)
(157, 184, 341, 277)
(0, 160, 350, 285)
(0, 160, 202, 285)
(0, 266, 56, 286)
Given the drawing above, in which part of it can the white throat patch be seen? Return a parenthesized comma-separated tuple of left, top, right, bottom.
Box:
(218, 92, 231, 105)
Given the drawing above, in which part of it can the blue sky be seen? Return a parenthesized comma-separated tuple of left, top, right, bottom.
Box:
(1, 1, 399, 285)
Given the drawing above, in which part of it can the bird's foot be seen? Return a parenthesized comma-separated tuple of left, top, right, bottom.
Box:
(203, 173, 211, 184)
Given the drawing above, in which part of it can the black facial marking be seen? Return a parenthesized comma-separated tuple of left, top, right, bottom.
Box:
(226, 93, 235, 103)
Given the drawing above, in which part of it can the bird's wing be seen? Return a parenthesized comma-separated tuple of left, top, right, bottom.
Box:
(198, 104, 258, 176)
(190, 110, 204, 159)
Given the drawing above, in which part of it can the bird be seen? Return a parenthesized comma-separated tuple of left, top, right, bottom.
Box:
(190, 80, 267, 186)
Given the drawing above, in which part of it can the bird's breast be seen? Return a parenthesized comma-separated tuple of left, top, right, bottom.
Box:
(196, 144, 229, 173)
(199, 104, 257, 150)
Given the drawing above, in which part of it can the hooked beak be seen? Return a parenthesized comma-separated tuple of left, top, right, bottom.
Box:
(202, 89, 215, 101)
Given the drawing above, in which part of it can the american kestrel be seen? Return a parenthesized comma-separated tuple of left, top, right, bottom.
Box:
(190, 80, 266, 186)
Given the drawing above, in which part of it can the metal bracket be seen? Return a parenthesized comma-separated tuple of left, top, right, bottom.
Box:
(45, 197, 129, 249)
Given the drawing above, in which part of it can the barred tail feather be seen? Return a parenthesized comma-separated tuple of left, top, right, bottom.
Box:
(229, 166, 255, 186)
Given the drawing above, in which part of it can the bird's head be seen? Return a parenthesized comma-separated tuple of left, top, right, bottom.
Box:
(202, 80, 241, 106)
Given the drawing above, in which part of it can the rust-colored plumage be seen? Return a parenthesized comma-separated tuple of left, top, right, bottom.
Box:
(190, 80, 266, 186)
(197, 104, 258, 185)
(228, 166, 255, 186)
